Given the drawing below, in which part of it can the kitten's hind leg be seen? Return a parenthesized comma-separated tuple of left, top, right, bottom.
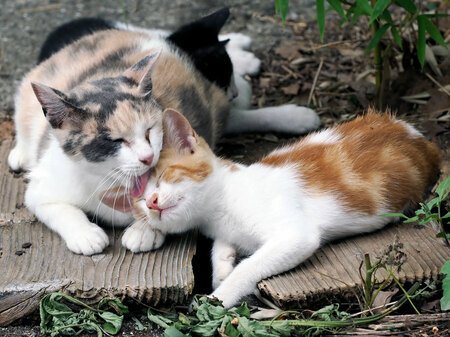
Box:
(226, 104, 321, 135)
(211, 240, 236, 289)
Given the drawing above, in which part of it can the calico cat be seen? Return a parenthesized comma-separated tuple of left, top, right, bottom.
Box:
(102, 109, 440, 308)
(8, 8, 320, 255)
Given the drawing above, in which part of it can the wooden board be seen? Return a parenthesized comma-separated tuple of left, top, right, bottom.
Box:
(0, 140, 197, 326)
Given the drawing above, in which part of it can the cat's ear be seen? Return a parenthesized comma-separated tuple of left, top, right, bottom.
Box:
(123, 50, 161, 96)
(163, 108, 197, 154)
(198, 7, 230, 34)
(31, 82, 78, 129)
(99, 187, 134, 214)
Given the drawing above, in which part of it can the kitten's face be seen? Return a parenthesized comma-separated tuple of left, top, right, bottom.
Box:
(32, 52, 162, 196)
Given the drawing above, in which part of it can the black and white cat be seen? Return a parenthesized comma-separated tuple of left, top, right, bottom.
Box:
(8, 8, 320, 255)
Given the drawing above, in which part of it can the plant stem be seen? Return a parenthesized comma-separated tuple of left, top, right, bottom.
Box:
(390, 272, 420, 315)
(364, 254, 374, 310)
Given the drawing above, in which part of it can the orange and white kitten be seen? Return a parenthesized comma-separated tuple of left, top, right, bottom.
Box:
(103, 109, 440, 308)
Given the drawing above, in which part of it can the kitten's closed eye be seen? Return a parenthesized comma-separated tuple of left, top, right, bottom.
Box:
(113, 138, 129, 146)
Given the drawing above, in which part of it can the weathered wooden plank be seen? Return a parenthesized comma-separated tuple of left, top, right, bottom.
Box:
(0, 139, 197, 326)
(258, 222, 450, 308)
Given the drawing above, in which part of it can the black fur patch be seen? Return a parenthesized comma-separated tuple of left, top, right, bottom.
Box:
(81, 129, 121, 162)
(62, 130, 86, 155)
(167, 8, 233, 90)
(38, 18, 114, 63)
(67, 46, 136, 89)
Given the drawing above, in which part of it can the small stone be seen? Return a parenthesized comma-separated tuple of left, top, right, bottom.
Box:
(22, 242, 32, 249)
(15, 250, 25, 256)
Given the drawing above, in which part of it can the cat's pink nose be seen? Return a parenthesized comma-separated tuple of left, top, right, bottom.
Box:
(147, 193, 161, 212)
(139, 154, 154, 166)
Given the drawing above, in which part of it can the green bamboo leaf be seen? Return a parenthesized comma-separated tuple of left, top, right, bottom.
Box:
(381, 9, 393, 24)
(327, 0, 347, 19)
(395, 0, 417, 14)
(316, 0, 326, 42)
(379, 212, 408, 219)
(417, 15, 426, 68)
(356, 0, 373, 16)
(369, 0, 391, 24)
(424, 17, 448, 48)
(275, 0, 290, 23)
(391, 26, 402, 48)
(365, 23, 390, 54)
(442, 212, 450, 219)
(440, 260, 450, 311)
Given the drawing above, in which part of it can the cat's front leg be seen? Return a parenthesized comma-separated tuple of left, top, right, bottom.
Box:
(122, 219, 165, 253)
(211, 240, 236, 289)
(211, 233, 320, 308)
(27, 202, 109, 255)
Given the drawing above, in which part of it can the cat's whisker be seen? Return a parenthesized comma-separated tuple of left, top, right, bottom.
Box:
(82, 167, 123, 207)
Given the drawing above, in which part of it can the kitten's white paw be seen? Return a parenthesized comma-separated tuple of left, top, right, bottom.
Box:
(222, 33, 252, 50)
(274, 105, 321, 133)
(65, 224, 109, 255)
(228, 49, 261, 76)
(8, 146, 28, 172)
(122, 221, 165, 253)
(213, 261, 234, 290)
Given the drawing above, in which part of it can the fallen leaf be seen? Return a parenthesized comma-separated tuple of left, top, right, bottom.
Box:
(274, 41, 301, 60)
(371, 289, 398, 314)
(281, 83, 300, 95)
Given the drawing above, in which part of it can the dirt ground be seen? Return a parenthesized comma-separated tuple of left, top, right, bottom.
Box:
(0, 0, 449, 336)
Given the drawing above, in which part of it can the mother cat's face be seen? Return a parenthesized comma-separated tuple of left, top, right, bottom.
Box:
(32, 53, 163, 195)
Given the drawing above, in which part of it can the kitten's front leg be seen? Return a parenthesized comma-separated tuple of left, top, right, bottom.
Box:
(28, 203, 109, 255)
(122, 219, 165, 253)
(212, 240, 236, 289)
(211, 234, 320, 308)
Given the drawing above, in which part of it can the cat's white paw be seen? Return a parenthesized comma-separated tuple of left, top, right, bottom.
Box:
(65, 224, 109, 255)
(213, 261, 234, 290)
(228, 49, 261, 76)
(8, 146, 28, 172)
(274, 105, 321, 133)
(222, 33, 252, 50)
(122, 221, 165, 253)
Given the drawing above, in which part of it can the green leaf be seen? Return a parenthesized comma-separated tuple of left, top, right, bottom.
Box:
(131, 316, 147, 331)
(417, 15, 427, 68)
(165, 325, 187, 337)
(395, 0, 416, 14)
(237, 317, 279, 337)
(424, 17, 448, 48)
(270, 320, 292, 336)
(436, 177, 450, 199)
(99, 311, 123, 334)
(440, 260, 450, 311)
(442, 212, 450, 219)
(379, 212, 408, 219)
(327, 0, 347, 19)
(365, 23, 390, 54)
(316, 0, 326, 42)
(224, 321, 240, 337)
(355, 0, 373, 16)
(148, 312, 171, 329)
(98, 298, 129, 315)
(380, 9, 393, 24)
(275, 0, 290, 23)
(403, 216, 420, 223)
(229, 302, 251, 318)
(191, 320, 222, 336)
(369, 0, 391, 24)
(391, 26, 402, 48)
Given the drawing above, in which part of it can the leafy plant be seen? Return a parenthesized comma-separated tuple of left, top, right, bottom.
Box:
(40, 292, 128, 337)
(441, 260, 450, 311)
(275, 0, 448, 108)
(382, 176, 450, 246)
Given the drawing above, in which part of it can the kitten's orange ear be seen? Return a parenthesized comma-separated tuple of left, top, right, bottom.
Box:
(99, 187, 134, 214)
(163, 108, 197, 154)
(31, 82, 81, 129)
(123, 50, 161, 95)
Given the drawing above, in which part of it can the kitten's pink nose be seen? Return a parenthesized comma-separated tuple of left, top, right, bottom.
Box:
(147, 193, 162, 212)
(139, 154, 154, 166)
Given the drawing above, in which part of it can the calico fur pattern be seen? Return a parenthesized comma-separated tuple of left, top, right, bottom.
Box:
(116, 109, 440, 308)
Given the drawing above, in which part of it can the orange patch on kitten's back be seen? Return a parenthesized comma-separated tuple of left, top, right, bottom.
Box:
(261, 111, 441, 214)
